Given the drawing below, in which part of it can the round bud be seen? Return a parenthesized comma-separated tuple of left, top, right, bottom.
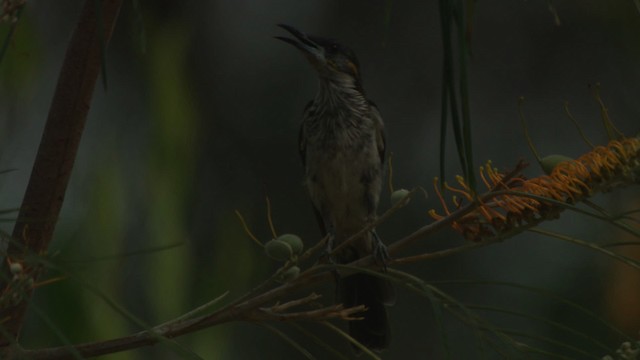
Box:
(281, 266, 300, 282)
(265, 239, 293, 261)
(540, 154, 573, 174)
(391, 188, 410, 207)
(277, 234, 303, 255)
(9, 262, 23, 275)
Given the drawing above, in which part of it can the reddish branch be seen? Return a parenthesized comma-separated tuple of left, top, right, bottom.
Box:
(0, 0, 122, 349)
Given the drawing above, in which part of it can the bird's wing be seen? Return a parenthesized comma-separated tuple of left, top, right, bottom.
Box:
(369, 101, 386, 165)
(298, 100, 314, 168)
(299, 101, 327, 236)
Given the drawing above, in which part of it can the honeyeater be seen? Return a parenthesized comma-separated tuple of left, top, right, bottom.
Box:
(276, 24, 395, 352)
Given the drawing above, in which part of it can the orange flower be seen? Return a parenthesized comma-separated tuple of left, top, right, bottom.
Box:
(431, 137, 640, 241)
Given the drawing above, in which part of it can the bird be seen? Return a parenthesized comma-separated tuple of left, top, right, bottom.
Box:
(276, 24, 395, 352)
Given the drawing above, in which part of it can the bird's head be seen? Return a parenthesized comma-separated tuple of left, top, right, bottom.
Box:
(276, 24, 363, 88)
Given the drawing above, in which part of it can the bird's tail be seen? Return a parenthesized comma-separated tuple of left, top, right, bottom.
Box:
(340, 273, 395, 352)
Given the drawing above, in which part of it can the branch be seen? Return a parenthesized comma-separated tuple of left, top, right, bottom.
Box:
(0, 0, 123, 347)
(10, 174, 515, 359)
(13, 141, 640, 358)
(18, 271, 330, 360)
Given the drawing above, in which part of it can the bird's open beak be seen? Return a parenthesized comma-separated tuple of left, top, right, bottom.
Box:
(275, 24, 325, 64)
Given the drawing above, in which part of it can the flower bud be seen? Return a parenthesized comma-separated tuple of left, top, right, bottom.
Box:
(280, 266, 300, 282)
(265, 239, 293, 261)
(391, 188, 410, 207)
(277, 234, 303, 255)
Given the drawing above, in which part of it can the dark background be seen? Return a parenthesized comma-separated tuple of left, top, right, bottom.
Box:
(1, 1, 639, 359)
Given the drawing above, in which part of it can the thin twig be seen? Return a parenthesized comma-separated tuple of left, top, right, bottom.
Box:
(253, 303, 365, 322)
(518, 97, 542, 163)
(265, 293, 322, 313)
(392, 241, 488, 265)
(266, 195, 278, 239)
(234, 210, 263, 247)
(563, 101, 595, 148)
(157, 291, 230, 327)
(321, 321, 381, 360)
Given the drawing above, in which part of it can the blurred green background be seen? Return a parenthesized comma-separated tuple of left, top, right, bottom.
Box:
(1, 1, 640, 359)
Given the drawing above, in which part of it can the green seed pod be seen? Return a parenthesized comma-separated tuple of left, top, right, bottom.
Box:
(391, 188, 410, 207)
(281, 266, 300, 282)
(265, 239, 293, 261)
(540, 154, 573, 174)
(277, 234, 303, 255)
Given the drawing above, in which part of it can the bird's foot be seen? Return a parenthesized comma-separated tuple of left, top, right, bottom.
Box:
(317, 232, 341, 292)
(371, 230, 390, 271)
(318, 231, 336, 264)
